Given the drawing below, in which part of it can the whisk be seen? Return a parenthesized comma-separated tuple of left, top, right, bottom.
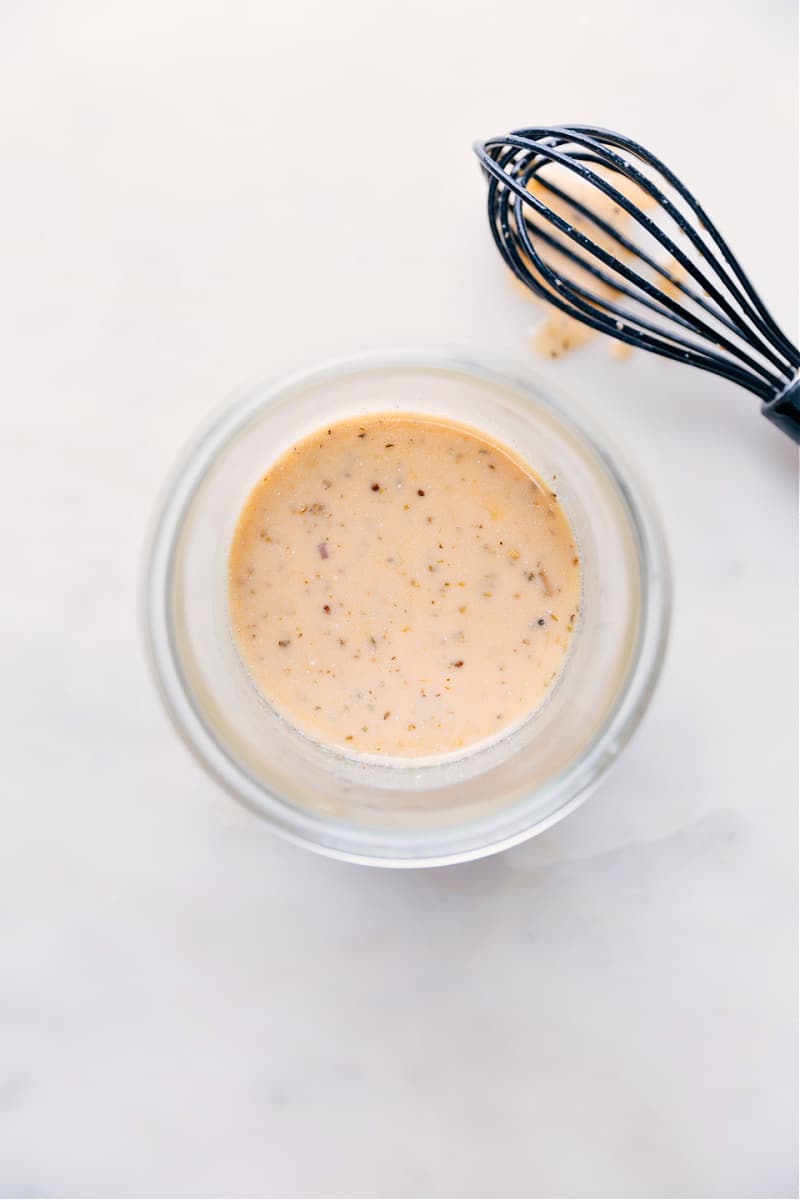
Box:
(474, 125, 799, 442)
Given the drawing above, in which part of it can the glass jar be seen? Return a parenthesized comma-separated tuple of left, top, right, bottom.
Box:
(144, 349, 670, 866)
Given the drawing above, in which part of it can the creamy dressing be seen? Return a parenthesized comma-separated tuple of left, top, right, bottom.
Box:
(516, 168, 658, 361)
(228, 414, 581, 759)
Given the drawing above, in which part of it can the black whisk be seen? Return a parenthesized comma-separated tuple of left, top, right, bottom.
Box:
(474, 126, 799, 442)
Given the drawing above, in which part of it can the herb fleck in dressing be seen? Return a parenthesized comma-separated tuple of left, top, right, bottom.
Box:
(228, 414, 581, 758)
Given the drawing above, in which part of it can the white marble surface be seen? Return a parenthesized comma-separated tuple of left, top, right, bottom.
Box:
(1, 2, 797, 1196)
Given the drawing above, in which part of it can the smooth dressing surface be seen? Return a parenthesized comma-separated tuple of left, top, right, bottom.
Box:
(228, 414, 581, 757)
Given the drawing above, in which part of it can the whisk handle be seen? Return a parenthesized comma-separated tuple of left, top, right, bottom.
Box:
(763, 379, 800, 444)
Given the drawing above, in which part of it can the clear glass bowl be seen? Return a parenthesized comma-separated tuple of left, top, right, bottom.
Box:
(144, 349, 670, 867)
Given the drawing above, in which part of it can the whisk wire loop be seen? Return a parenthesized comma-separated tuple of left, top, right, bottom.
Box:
(474, 124, 799, 430)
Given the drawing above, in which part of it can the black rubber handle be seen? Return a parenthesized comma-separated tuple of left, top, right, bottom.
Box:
(763, 379, 800, 443)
